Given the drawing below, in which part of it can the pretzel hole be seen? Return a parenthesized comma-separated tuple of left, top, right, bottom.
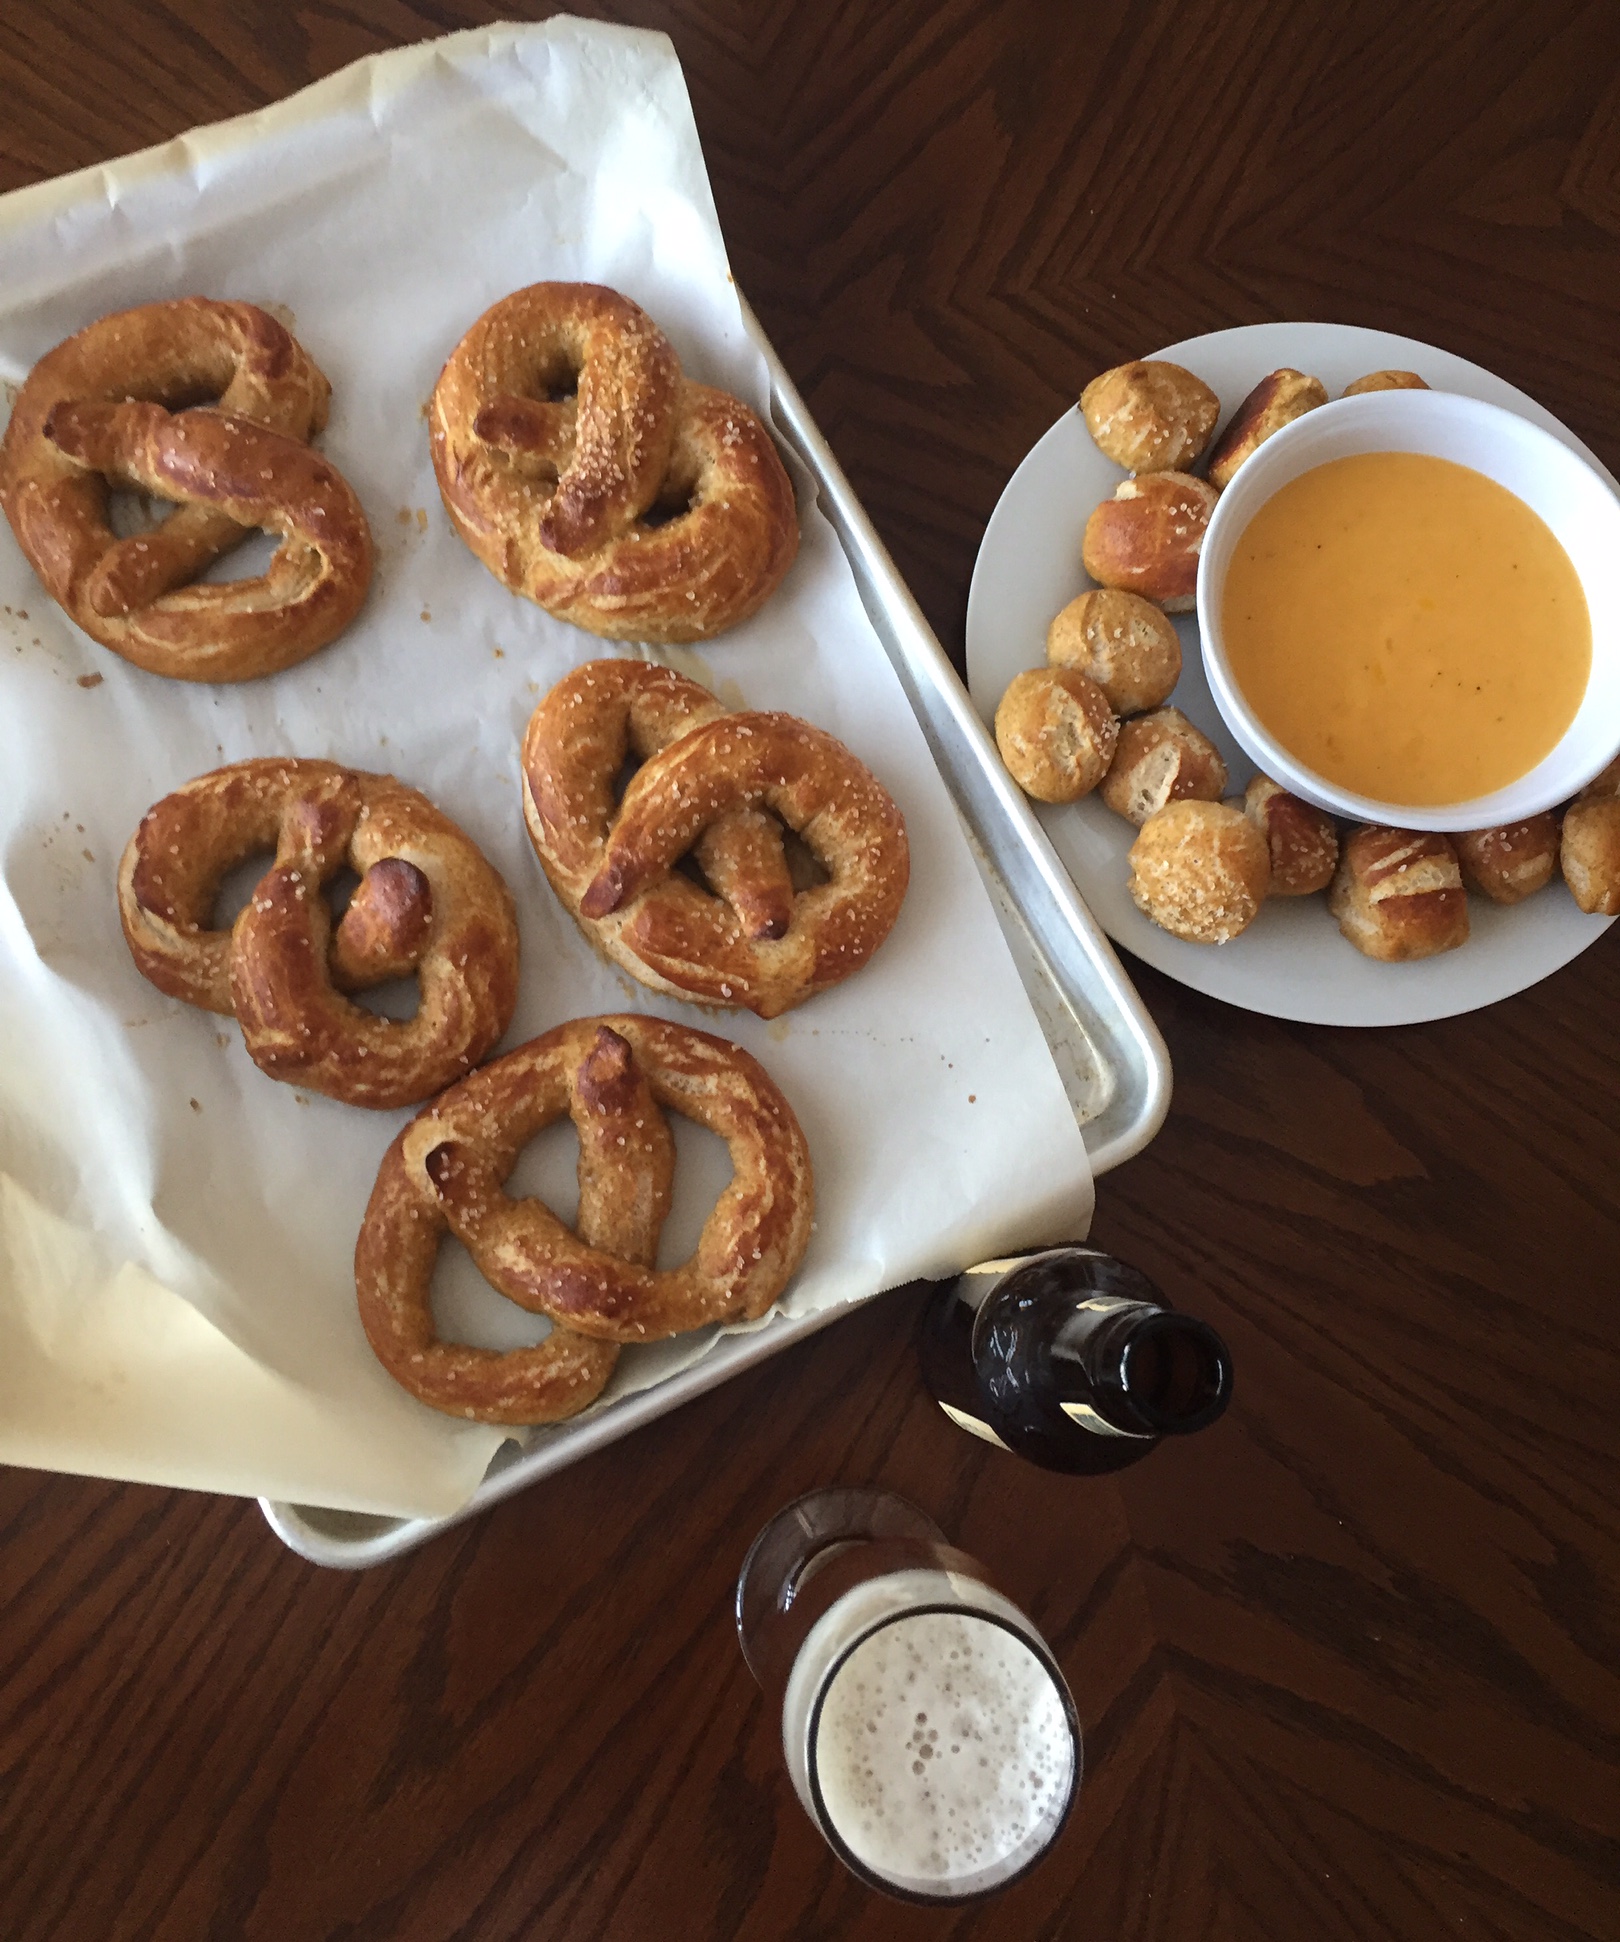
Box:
(345, 975, 422, 1022)
(657, 1116, 735, 1270)
(194, 527, 282, 585)
(431, 1232, 556, 1351)
(782, 825, 831, 891)
(210, 850, 278, 931)
(107, 488, 175, 539)
(637, 481, 697, 531)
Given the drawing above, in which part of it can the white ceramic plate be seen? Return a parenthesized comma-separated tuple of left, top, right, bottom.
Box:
(965, 322, 1617, 1026)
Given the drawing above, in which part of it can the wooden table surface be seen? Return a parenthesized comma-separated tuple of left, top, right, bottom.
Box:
(3, 4, 1618, 1937)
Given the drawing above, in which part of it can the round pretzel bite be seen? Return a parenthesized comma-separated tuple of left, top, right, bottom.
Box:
(1342, 370, 1428, 396)
(1561, 757, 1620, 915)
(1206, 369, 1328, 490)
(1329, 826, 1469, 961)
(118, 759, 520, 1107)
(1243, 774, 1339, 896)
(1100, 707, 1228, 826)
(0, 299, 374, 682)
(1454, 814, 1559, 905)
(1079, 361, 1220, 474)
(994, 667, 1118, 803)
(355, 1016, 815, 1421)
(1081, 472, 1218, 613)
(521, 661, 908, 1018)
(1128, 800, 1270, 945)
(430, 283, 798, 642)
(1045, 588, 1181, 715)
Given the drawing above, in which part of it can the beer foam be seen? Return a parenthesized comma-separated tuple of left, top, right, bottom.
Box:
(811, 1609, 1073, 1888)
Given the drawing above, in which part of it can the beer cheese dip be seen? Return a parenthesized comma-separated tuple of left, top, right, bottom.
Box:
(1221, 451, 1592, 806)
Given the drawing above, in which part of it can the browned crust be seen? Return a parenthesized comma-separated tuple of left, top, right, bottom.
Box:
(521, 662, 908, 1018)
(430, 283, 799, 642)
(1561, 798, 1620, 915)
(1079, 360, 1220, 473)
(1100, 708, 1227, 826)
(354, 1015, 815, 1421)
(118, 758, 519, 1107)
(1329, 826, 1469, 960)
(1341, 370, 1428, 396)
(0, 299, 367, 682)
(1243, 774, 1339, 896)
(994, 667, 1118, 803)
(1454, 815, 1559, 906)
(1045, 587, 1181, 716)
(1080, 472, 1218, 612)
(1206, 369, 1328, 489)
(1127, 799, 1269, 944)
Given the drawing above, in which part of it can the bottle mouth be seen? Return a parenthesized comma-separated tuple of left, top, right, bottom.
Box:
(1119, 1315, 1231, 1434)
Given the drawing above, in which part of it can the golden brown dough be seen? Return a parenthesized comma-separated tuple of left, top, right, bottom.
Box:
(0, 299, 371, 682)
(119, 759, 520, 1107)
(430, 283, 798, 642)
(1329, 826, 1469, 961)
(1206, 369, 1328, 489)
(1243, 774, 1339, 896)
(1128, 800, 1270, 944)
(1455, 815, 1559, 905)
(1045, 588, 1181, 715)
(1561, 759, 1620, 914)
(1342, 370, 1428, 396)
(521, 661, 908, 1018)
(1080, 361, 1220, 473)
(1100, 707, 1228, 826)
(1081, 471, 1218, 613)
(994, 667, 1118, 803)
(355, 1016, 814, 1421)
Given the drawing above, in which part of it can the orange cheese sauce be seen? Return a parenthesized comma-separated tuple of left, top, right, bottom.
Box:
(1221, 451, 1591, 804)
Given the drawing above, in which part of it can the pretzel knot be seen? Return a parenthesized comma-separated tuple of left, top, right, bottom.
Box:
(521, 661, 910, 1018)
(429, 283, 799, 642)
(118, 759, 520, 1108)
(355, 1016, 815, 1423)
(0, 298, 372, 682)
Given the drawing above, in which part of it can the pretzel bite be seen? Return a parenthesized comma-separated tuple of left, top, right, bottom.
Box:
(1454, 814, 1559, 905)
(1561, 756, 1620, 915)
(1329, 826, 1469, 961)
(1206, 369, 1328, 489)
(1081, 472, 1218, 613)
(1128, 800, 1270, 945)
(1342, 370, 1428, 396)
(1045, 588, 1181, 716)
(1243, 774, 1338, 896)
(1100, 707, 1228, 826)
(1079, 360, 1220, 474)
(995, 668, 1118, 803)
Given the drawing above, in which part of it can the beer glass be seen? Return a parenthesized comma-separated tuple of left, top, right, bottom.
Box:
(736, 1487, 1081, 1902)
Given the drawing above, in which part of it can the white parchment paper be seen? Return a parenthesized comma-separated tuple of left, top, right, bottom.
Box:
(0, 19, 1093, 1518)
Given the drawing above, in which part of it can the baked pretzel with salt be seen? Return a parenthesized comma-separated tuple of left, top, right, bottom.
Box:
(119, 759, 520, 1108)
(429, 283, 798, 642)
(0, 298, 372, 682)
(521, 660, 909, 1018)
(355, 1016, 814, 1422)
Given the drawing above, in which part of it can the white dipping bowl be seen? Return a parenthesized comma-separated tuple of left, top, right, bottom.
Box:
(1196, 389, 1620, 832)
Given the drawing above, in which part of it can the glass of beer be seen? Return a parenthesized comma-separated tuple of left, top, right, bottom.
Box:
(736, 1486, 1081, 1902)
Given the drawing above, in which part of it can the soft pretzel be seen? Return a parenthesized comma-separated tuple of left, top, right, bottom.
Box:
(521, 661, 908, 1017)
(430, 284, 798, 642)
(0, 299, 372, 681)
(355, 1016, 815, 1421)
(119, 759, 520, 1107)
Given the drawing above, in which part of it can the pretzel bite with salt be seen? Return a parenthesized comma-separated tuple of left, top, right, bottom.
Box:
(1045, 588, 1181, 716)
(1330, 827, 1469, 961)
(1100, 707, 1227, 826)
(1342, 370, 1428, 396)
(1454, 814, 1559, 905)
(1243, 774, 1338, 896)
(1561, 755, 1620, 915)
(1080, 361, 1220, 474)
(1206, 369, 1328, 489)
(995, 668, 1118, 803)
(1128, 800, 1270, 945)
(1081, 472, 1218, 613)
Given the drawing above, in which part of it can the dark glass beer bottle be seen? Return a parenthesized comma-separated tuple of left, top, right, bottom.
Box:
(919, 1246, 1232, 1475)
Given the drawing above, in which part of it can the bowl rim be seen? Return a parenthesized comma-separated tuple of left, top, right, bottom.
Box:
(1195, 387, 1620, 832)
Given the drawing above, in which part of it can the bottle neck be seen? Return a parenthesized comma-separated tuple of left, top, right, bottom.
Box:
(1049, 1300, 1231, 1437)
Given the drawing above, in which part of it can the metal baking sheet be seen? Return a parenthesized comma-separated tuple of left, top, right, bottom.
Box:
(260, 304, 1170, 1569)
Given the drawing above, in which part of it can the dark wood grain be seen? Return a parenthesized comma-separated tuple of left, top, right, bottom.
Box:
(2, 3, 1618, 1938)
